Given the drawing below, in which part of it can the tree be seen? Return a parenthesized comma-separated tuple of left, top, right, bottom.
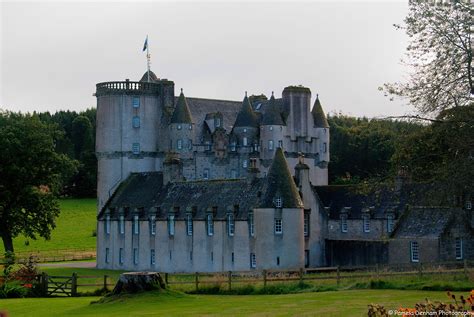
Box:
(0, 112, 77, 252)
(383, 0, 472, 115)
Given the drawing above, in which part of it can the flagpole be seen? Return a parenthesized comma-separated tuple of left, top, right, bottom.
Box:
(146, 35, 150, 82)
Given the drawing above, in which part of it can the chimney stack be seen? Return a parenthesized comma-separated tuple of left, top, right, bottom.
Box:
(163, 152, 184, 185)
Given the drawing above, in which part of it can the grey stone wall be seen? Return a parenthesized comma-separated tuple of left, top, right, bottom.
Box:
(327, 219, 390, 240)
(388, 238, 440, 264)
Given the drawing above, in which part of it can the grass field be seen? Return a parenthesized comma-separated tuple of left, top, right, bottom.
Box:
(0, 289, 464, 317)
(0, 199, 97, 254)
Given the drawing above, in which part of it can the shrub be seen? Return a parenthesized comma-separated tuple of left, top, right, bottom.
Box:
(0, 282, 29, 298)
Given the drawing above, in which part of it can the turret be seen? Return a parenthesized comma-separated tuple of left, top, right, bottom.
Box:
(260, 92, 286, 160)
(311, 95, 329, 166)
(169, 89, 194, 158)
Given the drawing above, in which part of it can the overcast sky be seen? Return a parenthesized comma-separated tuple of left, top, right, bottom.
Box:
(1, 1, 412, 117)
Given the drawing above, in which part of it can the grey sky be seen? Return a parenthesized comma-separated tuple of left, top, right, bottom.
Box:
(1, 1, 411, 117)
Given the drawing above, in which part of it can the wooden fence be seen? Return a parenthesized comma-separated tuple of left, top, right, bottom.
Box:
(0, 248, 96, 264)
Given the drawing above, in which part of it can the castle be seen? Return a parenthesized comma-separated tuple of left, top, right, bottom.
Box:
(95, 70, 472, 272)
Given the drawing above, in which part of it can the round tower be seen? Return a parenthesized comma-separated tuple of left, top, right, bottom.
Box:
(260, 92, 286, 160)
(95, 71, 173, 212)
(169, 89, 195, 159)
(310, 95, 330, 185)
(282, 85, 312, 142)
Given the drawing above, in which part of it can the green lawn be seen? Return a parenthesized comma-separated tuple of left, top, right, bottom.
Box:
(0, 199, 97, 254)
(0, 289, 462, 316)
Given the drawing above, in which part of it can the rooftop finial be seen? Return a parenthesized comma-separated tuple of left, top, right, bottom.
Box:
(272, 91, 274, 97)
(245, 91, 247, 97)
(181, 88, 183, 94)
(316, 93, 319, 99)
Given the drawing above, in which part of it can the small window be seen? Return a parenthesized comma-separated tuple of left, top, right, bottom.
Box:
(133, 215, 139, 235)
(274, 218, 282, 234)
(227, 214, 235, 237)
(203, 168, 210, 180)
(304, 250, 310, 268)
(150, 216, 156, 235)
(268, 140, 274, 150)
(211, 252, 214, 262)
(186, 214, 193, 236)
(250, 253, 256, 268)
(466, 201, 472, 210)
(207, 214, 214, 236)
(410, 241, 419, 262)
(105, 215, 111, 235)
(188, 139, 193, 150)
(133, 248, 139, 265)
(177, 139, 183, 150)
(206, 141, 212, 151)
(215, 118, 221, 127)
(190, 251, 193, 261)
(323, 142, 327, 153)
(132, 116, 140, 128)
(231, 252, 234, 263)
(269, 126, 273, 131)
(254, 143, 259, 152)
(119, 248, 124, 264)
(387, 214, 394, 233)
(132, 143, 140, 155)
(168, 215, 175, 236)
(150, 249, 155, 265)
(119, 215, 125, 235)
(455, 238, 463, 260)
(243, 160, 248, 168)
(278, 140, 283, 148)
(105, 248, 110, 264)
(304, 213, 310, 237)
(177, 124, 182, 130)
(189, 124, 192, 130)
(132, 97, 140, 108)
(248, 213, 255, 237)
(230, 142, 236, 152)
(275, 197, 283, 208)
(363, 215, 370, 233)
(231, 169, 237, 179)
(340, 216, 348, 233)
(243, 137, 248, 146)
(243, 128, 247, 133)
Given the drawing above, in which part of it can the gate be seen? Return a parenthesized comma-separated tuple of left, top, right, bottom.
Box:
(40, 273, 77, 297)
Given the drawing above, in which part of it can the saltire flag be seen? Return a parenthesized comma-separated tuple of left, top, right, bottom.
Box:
(143, 36, 148, 52)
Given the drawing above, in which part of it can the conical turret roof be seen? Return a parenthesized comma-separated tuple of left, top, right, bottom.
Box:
(311, 95, 329, 128)
(261, 148, 304, 208)
(171, 89, 193, 124)
(234, 93, 259, 128)
(262, 93, 285, 126)
(139, 70, 159, 82)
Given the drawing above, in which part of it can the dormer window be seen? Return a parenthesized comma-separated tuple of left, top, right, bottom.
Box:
(387, 214, 395, 233)
(105, 214, 111, 235)
(340, 215, 348, 233)
(215, 118, 221, 127)
(275, 197, 283, 208)
(133, 215, 139, 235)
(227, 214, 235, 236)
(243, 137, 248, 146)
(149, 215, 156, 235)
(119, 215, 125, 235)
(206, 214, 214, 236)
(168, 214, 175, 236)
(363, 214, 370, 233)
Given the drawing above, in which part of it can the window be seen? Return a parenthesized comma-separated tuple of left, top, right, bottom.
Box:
(231, 142, 236, 152)
(340, 215, 348, 233)
(132, 142, 140, 154)
(268, 140, 274, 150)
(276, 256, 280, 266)
(274, 218, 282, 234)
(410, 241, 419, 262)
(150, 249, 155, 265)
(132, 116, 140, 128)
(243, 160, 248, 168)
(275, 197, 283, 208)
(203, 168, 210, 180)
(387, 214, 394, 233)
(133, 215, 139, 235)
(231, 252, 234, 263)
(168, 215, 175, 236)
(227, 214, 235, 236)
(132, 97, 140, 108)
(177, 124, 182, 130)
(304, 213, 310, 237)
(119, 215, 125, 235)
(243, 128, 247, 133)
(150, 216, 156, 235)
(119, 248, 124, 264)
(133, 248, 138, 265)
(105, 248, 110, 264)
(215, 118, 221, 127)
(188, 139, 193, 150)
(249, 213, 255, 237)
(250, 253, 256, 268)
(206, 141, 212, 151)
(254, 143, 259, 152)
(363, 215, 370, 233)
(190, 251, 193, 261)
(211, 252, 214, 262)
(105, 215, 111, 235)
(269, 126, 273, 131)
(466, 201, 472, 210)
(278, 140, 283, 148)
(323, 142, 327, 153)
(207, 214, 214, 236)
(455, 238, 463, 260)
(186, 214, 193, 236)
(243, 137, 248, 146)
(177, 139, 183, 150)
(304, 250, 310, 268)
(231, 169, 237, 179)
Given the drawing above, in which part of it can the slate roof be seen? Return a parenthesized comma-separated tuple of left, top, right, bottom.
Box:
(171, 91, 193, 124)
(139, 70, 159, 82)
(234, 94, 259, 128)
(261, 94, 285, 126)
(391, 207, 464, 238)
(311, 96, 329, 128)
(262, 148, 304, 208)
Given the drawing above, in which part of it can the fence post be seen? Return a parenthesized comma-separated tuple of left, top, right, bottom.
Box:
(41, 272, 49, 296)
(336, 266, 340, 286)
(165, 273, 169, 286)
(71, 272, 78, 297)
(103, 275, 108, 290)
(263, 269, 267, 288)
(299, 268, 304, 285)
(228, 271, 232, 291)
(195, 272, 199, 292)
(418, 262, 423, 278)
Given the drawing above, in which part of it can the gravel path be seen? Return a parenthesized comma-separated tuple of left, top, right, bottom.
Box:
(38, 261, 96, 268)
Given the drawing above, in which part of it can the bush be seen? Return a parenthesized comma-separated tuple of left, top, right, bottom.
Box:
(0, 282, 29, 298)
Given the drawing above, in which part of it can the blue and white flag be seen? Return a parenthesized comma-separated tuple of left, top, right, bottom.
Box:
(143, 36, 148, 52)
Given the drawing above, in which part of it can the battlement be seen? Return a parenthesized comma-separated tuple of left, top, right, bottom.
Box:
(95, 79, 172, 96)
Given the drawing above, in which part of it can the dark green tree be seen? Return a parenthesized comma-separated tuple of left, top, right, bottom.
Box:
(0, 112, 77, 252)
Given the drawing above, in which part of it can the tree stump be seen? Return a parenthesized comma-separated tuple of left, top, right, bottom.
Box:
(111, 272, 166, 295)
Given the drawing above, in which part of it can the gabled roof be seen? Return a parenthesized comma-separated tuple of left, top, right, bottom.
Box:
(171, 90, 193, 124)
(234, 94, 259, 128)
(261, 94, 285, 126)
(262, 148, 303, 208)
(139, 70, 159, 82)
(311, 96, 329, 128)
(391, 207, 464, 238)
